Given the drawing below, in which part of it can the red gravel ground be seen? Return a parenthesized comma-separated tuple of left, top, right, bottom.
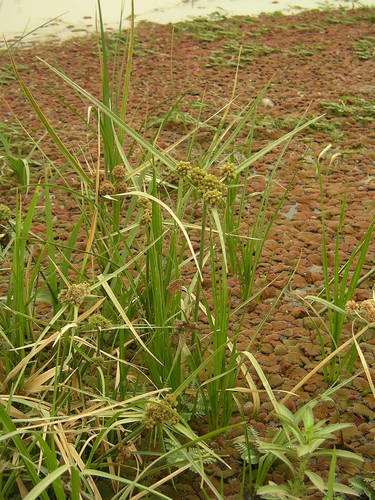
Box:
(1, 5, 375, 498)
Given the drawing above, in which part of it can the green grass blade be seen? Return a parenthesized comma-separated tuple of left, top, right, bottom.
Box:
(24, 465, 69, 500)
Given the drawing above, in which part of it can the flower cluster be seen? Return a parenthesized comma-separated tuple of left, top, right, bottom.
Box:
(87, 313, 112, 331)
(58, 282, 90, 306)
(92, 355, 105, 367)
(99, 180, 115, 197)
(346, 298, 375, 322)
(175, 161, 192, 178)
(0, 204, 12, 224)
(137, 197, 152, 225)
(175, 163, 227, 207)
(220, 162, 237, 183)
(117, 443, 133, 463)
(143, 397, 179, 429)
(94, 165, 128, 196)
(112, 165, 128, 194)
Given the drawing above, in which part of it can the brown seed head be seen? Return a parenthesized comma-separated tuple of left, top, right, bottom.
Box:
(112, 165, 127, 180)
(116, 180, 128, 194)
(359, 299, 375, 322)
(99, 180, 115, 196)
(346, 300, 359, 315)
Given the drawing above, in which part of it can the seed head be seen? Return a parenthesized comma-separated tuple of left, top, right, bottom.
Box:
(116, 180, 128, 194)
(91, 170, 105, 182)
(117, 443, 133, 463)
(137, 197, 152, 210)
(346, 300, 359, 315)
(88, 313, 112, 331)
(221, 162, 237, 182)
(143, 399, 179, 429)
(203, 189, 223, 207)
(0, 204, 12, 224)
(359, 299, 375, 322)
(58, 282, 90, 306)
(189, 167, 206, 186)
(112, 165, 127, 180)
(176, 161, 192, 178)
(92, 355, 105, 367)
(164, 393, 178, 408)
(141, 209, 152, 225)
(99, 180, 115, 196)
(57, 230, 70, 241)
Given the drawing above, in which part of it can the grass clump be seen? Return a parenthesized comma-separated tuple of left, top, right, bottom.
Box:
(207, 41, 278, 68)
(0, 3, 373, 499)
(175, 11, 240, 42)
(352, 36, 375, 60)
(321, 95, 375, 123)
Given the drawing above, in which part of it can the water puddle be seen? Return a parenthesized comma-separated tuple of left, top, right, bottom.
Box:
(0, 0, 369, 45)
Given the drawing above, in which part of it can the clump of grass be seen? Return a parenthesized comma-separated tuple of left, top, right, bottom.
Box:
(0, 2, 370, 498)
(207, 41, 278, 68)
(352, 36, 375, 60)
(235, 354, 363, 499)
(303, 148, 375, 383)
(321, 95, 375, 123)
(257, 114, 343, 141)
(286, 42, 327, 57)
(175, 11, 240, 43)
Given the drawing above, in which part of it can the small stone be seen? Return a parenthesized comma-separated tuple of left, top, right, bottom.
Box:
(260, 344, 273, 354)
(274, 345, 288, 355)
(262, 97, 275, 108)
(269, 374, 283, 388)
(358, 422, 371, 434)
(341, 425, 360, 442)
(302, 317, 317, 330)
(243, 401, 254, 416)
(304, 383, 317, 393)
(301, 342, 322, 357)
(287, 351, 303, 365)
(357, 442, 375, 458)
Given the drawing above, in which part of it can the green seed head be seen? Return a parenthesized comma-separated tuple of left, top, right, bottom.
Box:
(87, 313, 112, 331)
(203, 189, 223, 207)
(143, 399, 179, 429)
(137, 197, 152, 210)
(189, 167, 206, 186)
(221, 162, 237, 183)
(58, 282, 90, 306)
(176, 161, 192, 178)
(0, 204, 12, 224)
(92, 355, 105, 367)
(140, 209, 152, 225)
(201, 173, 227, 195)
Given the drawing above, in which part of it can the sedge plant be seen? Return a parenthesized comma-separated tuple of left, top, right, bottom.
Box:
(0, 1, 335, 497)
